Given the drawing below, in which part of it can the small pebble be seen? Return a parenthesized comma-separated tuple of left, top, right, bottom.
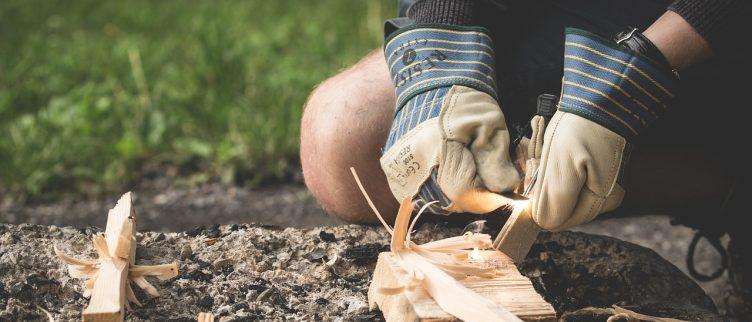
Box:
(212, 258, 234, 269)
(205, 224, 221, 238)
(276, 252, 291, 263)
(345, 299, 368, 315)
(305, 249, 327, 262)
(245, 290, 259, 301)
(319, 230, 336, 242)
(180, 245, 193, 260)
(186, 226, 205, 237)
(216, 304, 233, 315)
(197, 295, 214, 310)
(153, 233, 166, 242)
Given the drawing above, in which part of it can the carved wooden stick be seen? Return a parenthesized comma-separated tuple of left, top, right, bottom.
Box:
(55, 192, 179, 321)
(82, 192, 136, 321)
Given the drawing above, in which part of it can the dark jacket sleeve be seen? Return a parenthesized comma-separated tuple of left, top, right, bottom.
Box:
(668, 0, 752, 57)
(408, 0, 478, 26)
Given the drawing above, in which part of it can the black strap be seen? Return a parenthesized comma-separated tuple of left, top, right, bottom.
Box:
(614, 27, 679, 79)
(686, 231, 728, 282)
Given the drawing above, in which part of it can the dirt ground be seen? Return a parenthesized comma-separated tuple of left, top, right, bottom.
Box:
(1, 179, 335, 231)
(0, 223, 720, 321)
(0, 178, 741, 319)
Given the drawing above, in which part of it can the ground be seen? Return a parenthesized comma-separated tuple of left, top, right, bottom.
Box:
(0, 178, 740, 320)
(0, 223, 720, 321)
(1, 1, 742, 320)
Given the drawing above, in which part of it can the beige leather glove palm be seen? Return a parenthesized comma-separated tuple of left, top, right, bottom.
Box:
(380, 24, 519, 214)
(531, 28, 678, 231)
(532, 111, 628, 230)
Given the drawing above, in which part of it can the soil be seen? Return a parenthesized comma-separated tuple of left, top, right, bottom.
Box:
(1, 180, 336, 232)
(0, 223, 720, 321)
(0, 177, 744, 320)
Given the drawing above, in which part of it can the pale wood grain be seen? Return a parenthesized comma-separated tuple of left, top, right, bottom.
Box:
(82, 192, 135, 322)
(197, 312, 215, 322)
(369, 251, 556, 321)
(493, 206, 541, 263)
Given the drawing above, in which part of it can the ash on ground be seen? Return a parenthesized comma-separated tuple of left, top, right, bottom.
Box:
(0, 222, 720, 321)
(0, 180, 738, 316)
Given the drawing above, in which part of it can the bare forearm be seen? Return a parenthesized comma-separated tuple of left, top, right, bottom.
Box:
(643, 11, 712, 71)
(644, 0, 752, 70)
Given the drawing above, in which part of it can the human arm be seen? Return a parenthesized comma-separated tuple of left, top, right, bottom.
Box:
(379, 0, 520, 214)
(531, 1, 751, 230)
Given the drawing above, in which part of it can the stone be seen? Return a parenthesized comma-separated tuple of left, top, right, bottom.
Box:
(180, 244, 193, 260)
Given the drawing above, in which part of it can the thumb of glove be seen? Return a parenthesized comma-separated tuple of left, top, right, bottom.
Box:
(440, 87, 520, 193)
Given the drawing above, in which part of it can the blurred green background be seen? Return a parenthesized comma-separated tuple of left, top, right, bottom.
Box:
(0, 0, 395, 199)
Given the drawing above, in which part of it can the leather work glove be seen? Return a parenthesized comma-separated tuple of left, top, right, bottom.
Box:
(380, 24, 519, 214)
(531, 28, 679, 231)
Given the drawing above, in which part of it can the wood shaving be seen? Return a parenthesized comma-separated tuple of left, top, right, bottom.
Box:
(350, 167, 521, 322)
(55, 238, 178, 308)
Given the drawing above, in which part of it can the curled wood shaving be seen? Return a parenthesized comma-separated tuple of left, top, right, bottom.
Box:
(36, 305, 55, 322)
(131, 263, 179, 280)
(566, 306, 687, 322)
(126, 283, 142, 307)
(350, 167, 521, 322)
(54, 239, 179, 307)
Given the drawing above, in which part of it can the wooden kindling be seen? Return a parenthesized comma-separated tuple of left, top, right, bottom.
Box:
(493, 202, 542, 263)
(197, 312, 215, 322)
(369, 251, 556, 321)
(351, 168, 555, 322)
(55, 192, 179, 321)
(447, 190, 543, 263)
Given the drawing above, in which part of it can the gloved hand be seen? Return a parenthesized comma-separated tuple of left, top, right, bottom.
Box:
(531, 28, 679, 231)
(380, 24, 519, 214)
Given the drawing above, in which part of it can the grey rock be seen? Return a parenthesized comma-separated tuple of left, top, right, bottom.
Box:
(180, 244, 192, 260)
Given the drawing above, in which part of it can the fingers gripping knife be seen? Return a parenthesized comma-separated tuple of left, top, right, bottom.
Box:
(492, 94, 557, 262)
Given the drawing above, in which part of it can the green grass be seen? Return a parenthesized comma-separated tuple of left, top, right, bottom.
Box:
(0, 0, 395, 198)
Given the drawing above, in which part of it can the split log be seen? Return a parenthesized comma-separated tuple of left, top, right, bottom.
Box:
(368, 251, 556, 321)
(352, 168, 554, 321)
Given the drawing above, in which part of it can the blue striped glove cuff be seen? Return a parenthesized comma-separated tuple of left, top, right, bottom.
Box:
(384, 24, 498, 112)
(560, 28, 679, 141)
(382, 24, 501, 215)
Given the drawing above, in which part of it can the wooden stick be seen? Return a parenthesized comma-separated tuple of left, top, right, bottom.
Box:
(399, 251, 523, 322)
(493, 205, 541, 263)
(453, 190, 541, 263)
(197, 312, 215, 322)
(55, 192, 179, 321)
(82, 192, 136, 321)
